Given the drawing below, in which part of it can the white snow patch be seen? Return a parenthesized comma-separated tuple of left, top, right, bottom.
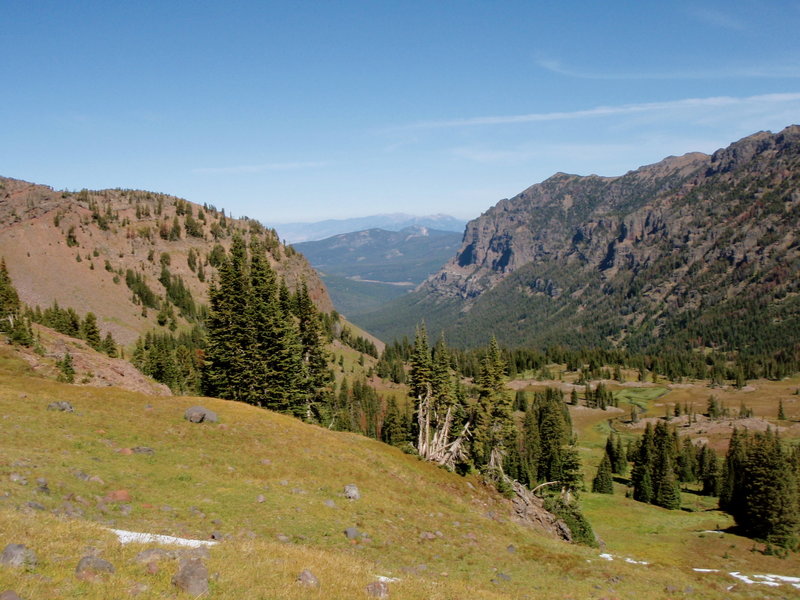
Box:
(599, 553, 614, 561)
(729, 572, 779, 586)
(375, 575, 400, 583)
(110, 528, 217, 548)
(693, 568, 719, 573)
(624, 557, 649, 565)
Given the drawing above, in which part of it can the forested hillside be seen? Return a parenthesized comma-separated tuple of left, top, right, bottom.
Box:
(360, 126, 800, 375)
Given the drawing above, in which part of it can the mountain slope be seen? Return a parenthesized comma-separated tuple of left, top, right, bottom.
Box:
(273, 213, 466, 243)
(2, 347, 796, 599)
(0, 177, 332, 346)
(294, 226, 463, 318)
(360, 126, 800, 354)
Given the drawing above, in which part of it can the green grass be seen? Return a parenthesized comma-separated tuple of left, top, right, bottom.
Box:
(613, 386, 669, 412)
(1, 349, 799, 598)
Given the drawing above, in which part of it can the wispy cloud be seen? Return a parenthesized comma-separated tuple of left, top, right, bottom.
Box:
(686, 7, 745, 31)
(193, 161, 330, 174)
(535, 57, 800, 80)
(405, 93, 800, 129)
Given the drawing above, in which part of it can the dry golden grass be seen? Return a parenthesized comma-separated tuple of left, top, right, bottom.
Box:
(1, 348, 799, 598)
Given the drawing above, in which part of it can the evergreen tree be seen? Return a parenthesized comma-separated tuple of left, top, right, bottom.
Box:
(632, 423, 655, 503)
(719, 427, 746, 513)
(81, 312, 102, 350)
(472, 337, 515, 470)
(0, 258, 20, 332)
(592, 454, 614, 494)
(520, 404, 541, 487)
(778, 399, 786, 421)
(57, 351, 75, 383)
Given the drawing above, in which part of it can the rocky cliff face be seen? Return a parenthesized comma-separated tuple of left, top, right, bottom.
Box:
(364, 126, 800, 350)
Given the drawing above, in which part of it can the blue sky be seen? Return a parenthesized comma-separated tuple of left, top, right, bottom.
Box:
(2, 1, 799, 224)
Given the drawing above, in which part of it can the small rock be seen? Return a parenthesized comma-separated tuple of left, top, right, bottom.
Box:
(276, 534, 291, 543)
(494, 572, 511, 583)
(146, 561, 159, 575)
(179, 547, 210, 560)
(0, 544, 37, 568)
(119, 504, 132, 516)
(419, 531, 437, 541)
(36, 478, 49, 494)
(172, 558, 209, 595)
(506, 544, 516, 553)
(104, 489, 131, 503)
(25, 501, 45, 511)
(127, 582, 149, 596)
(260, 458, 272, 465)
(297, 569, 319, 588)
(0, 591, 24, 600)
(210, 531, 225, 540)
(75, 556, 115, 581)
(132, 446, 154, 455)
(184, 406, 218, 423)
(47, 401, 74, 412)
(117, 447, 134, 455)
(256, 494, 265, 503)
(8, 474, 27, 486)
(344, 527, 361, 540)
(74, 470, 91, 481)
(365, 581, 389, 598)
(343, 484, 360, 500)
(323, 499, 336, 508)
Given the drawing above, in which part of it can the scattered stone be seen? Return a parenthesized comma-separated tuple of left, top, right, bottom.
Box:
(210, 531, 225, 541)
(0, 591, 23, 600)
(74, 470, 91, 481)
(36, 478, 49, 494)
(344, 527, 361, 540)
(179, 547, 210, 561)
(57, 501, 84, 518)
(172, 558, 209, 595)
(88, 475, 104, 484)
(146, 561, 159, 575)
(104, 489, 131, 504)
(75, 556, 115, 581)
(323, 499, 336, 508)
(492, 572, 511, 584)
(343, 484, 360, 500)
(134, 548, 175, 564)
(297, 569, 320, 588)
(127, 582, 149, 596)
(119, 504, 132, 516)
(276, 534, 291, 543)
(160, 505, 174, 512)
(260, 458, 272, 465)
(278, 480, 288, 486)
(132, 446, 154, 455)
(506, 544, 516, 553)
(184, 406, 218, 423)
(117, 448, 134, 456)
(47, 401, 74, 412)
(365, 581, 389, 598)
(419, 532, 437, 541)
(0, 544, 37, 568)
(25, 501, 45, 511)
(8, 474, 27, 486)
(291, 488, 307, 495)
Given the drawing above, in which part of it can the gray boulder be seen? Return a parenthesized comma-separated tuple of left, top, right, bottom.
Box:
(172, 558, 209, 595)
(184, 406, 218, 423)
(47, 401, 74, 412)
(75, 556, 115, 581)
(0, 544, 37, 568)
(343, 484, 360, 500)
(297, 569, 319, 587)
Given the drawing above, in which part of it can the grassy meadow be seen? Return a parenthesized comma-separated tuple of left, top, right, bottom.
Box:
(1, 347, 799, 598)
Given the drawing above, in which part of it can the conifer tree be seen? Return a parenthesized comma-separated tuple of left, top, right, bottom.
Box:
(0, 258, 20, 332)
(632, 423, 655, 503)
(719, 427, 746, 513)
(592, 454, 614, 494)
(472, 337, 515, 470)
(81, 312, 102, 350)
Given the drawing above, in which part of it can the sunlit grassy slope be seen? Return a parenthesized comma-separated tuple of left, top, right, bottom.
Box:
(1, 348, 798, 598)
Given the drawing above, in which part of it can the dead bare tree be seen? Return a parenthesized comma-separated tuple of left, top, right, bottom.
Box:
(416, 385, 470, 469)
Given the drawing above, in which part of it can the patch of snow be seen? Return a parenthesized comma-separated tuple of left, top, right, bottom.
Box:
(375, 575, 400, 583)
(599, 553, 614, 561)
(729, 572, 779, 587)
(624, 557, 649, 565)
(693, 568, 719, 573)
(110, 528, 217, 548)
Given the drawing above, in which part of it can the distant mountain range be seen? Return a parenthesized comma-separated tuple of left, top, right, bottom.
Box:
(294, 226, 462, 318)
(272, 213, 466, 244)
(359, 125, 800, 357)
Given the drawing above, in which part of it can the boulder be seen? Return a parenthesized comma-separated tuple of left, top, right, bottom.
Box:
(75, 556, 115, 581)
(0, 544, 37, 568)
(184, 406, 218, 423)
(297, 569, 319, 588)
(172, 558, 209, 595)
(344, 527, 361, 540)
(365, 581, 389, 598)
(343, 484, 360, 500)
